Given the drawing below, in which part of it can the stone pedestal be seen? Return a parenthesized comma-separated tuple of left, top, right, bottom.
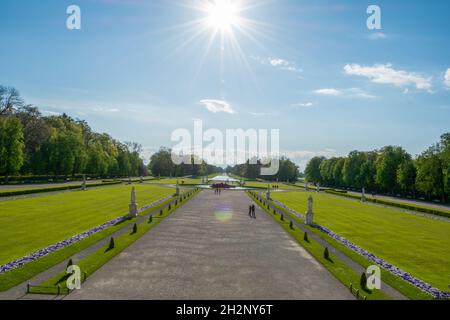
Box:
(305, 195, 314, 226)
(175, 180, 180, 196)
(81, 175, 87, 191)
(361, 187, 366, 202)
(266, 185, 271, 200)
(128, 187, 138, 218)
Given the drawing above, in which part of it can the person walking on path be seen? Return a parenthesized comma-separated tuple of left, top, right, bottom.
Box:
(248, 205, 252, 218)
(252, 204, 256, 219)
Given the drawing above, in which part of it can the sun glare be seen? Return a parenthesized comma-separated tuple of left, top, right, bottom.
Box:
(205, 0, 241, 33)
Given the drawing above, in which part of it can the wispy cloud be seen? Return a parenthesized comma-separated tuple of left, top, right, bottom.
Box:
(368, 32, 387, 40)
(200, 99, 235, 114)
(344, 63, 432, 92)
(313, 88, 377, 99)
(249, 111, 272, 117)
(314, 88, 342, 96)
(252, 56, 302, 72)
(285, 149, 338, 171)
(93, 107, 120, 113)
(444, 68, 450, 88)
(291, 102, 314, 108)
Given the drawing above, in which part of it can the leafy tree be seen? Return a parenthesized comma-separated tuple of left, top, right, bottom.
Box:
(416, 145, 445, 202)
(0, 117, 25, 181)
(375, 146, 410, 193)
(305, 156, 325, 184)
(343, 151, 366, 188)
(397, 160, 417, 196)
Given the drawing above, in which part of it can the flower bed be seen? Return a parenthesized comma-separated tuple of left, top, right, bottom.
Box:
(271, 199, 450, 299)
(0, 194, 174, 274)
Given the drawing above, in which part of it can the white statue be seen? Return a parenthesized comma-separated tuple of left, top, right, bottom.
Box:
(175, 180, 180, 196)
(305, 195, 314, 226)
(266, 185, 271, 200)
(140, 176, 143, 184)
(362, 187, 366, 202)
(81, 174, 87, 191)
(317, 183, 320, 193)
(128, 187, 138, 218)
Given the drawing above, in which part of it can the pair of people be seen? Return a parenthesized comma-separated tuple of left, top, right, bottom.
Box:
(248, 204, 256, 219)
(214, 188, 221, 195)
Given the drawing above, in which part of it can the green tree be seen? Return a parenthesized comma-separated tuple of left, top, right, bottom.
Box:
(305, 156, 324, 184)
(416, 145, 445, 202)
(375, 146, 410, 193)
(397, 160, 417, 196)
(0, 117, 25, 181)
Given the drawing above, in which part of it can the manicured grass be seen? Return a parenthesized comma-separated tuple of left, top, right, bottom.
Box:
(146, 178, 203, 185)
(0, 189, 179, 292)
(30, 189, 200, 294)
(247, 192, 389, 300)
(0, 184, 174, 266)
(271, 191, 450, 292)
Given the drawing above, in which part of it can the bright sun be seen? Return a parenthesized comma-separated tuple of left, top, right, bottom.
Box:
(205, 0, 241, 33)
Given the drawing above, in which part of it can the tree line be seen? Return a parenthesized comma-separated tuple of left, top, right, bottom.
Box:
(226, 157, 300, 182)
(148, 147, 223, 177)
(0, 85, 147, 181)
(304, 134, 450, 202)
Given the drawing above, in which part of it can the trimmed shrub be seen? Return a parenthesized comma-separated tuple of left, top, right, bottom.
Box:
(148, 215, 153, 223)
(132, 223, 138, 234)
(289, 221, 294, 230)
(360, 272, 368, 291)
(304, 232, 309, 242)
(67, 259, 73, 268)
(280, 215, 284, 221)
(160, 209, 163, 216)
(324, 247, 330, 260)
(108, 237, 115, 249)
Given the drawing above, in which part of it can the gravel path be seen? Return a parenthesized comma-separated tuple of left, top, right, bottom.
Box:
(66, 190, 353, 300)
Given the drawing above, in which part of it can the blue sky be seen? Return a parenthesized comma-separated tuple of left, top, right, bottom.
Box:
(1, 0, 449, 169)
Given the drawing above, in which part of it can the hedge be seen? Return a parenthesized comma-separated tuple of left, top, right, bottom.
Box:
(0, 181, 122, 198)
(325, 190, 450, 219)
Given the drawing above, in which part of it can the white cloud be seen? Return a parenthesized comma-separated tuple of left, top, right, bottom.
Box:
(444, 68, 450, 88)
(285, 149, 338, 171)
(314, 88, 342, 96)
(344, 63, 432, 91)
(314, 88, 377, 99)
(200, 99, 235, 114)
(347, 88, 377, 99)
(93, 107, 120, 113)
(249, 112, 272, 116)
(252, 56, 302, 72)
(368, 32, 387, 40)
(291, 102, 314, 107)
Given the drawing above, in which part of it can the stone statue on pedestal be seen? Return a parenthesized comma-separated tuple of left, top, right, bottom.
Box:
(175, 180, 180, 196)
(266, 185, 271, 200)
(81, 174, 87, 191)
(140, 176, 143, 184)
(305, 182, 309, 191)
(317, 183, 320, 193)
(305, 195, 315, 226)
(362, 187, 366, 202)
(128, 187, 138, 218)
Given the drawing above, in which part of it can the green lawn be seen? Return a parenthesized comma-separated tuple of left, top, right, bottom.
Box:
(0, 184, 174, 266)
(145, 178, 203, 185)
(271, 191, 450, 292)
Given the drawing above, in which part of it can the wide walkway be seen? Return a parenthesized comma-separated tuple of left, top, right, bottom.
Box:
(67, 190, 353, 300)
